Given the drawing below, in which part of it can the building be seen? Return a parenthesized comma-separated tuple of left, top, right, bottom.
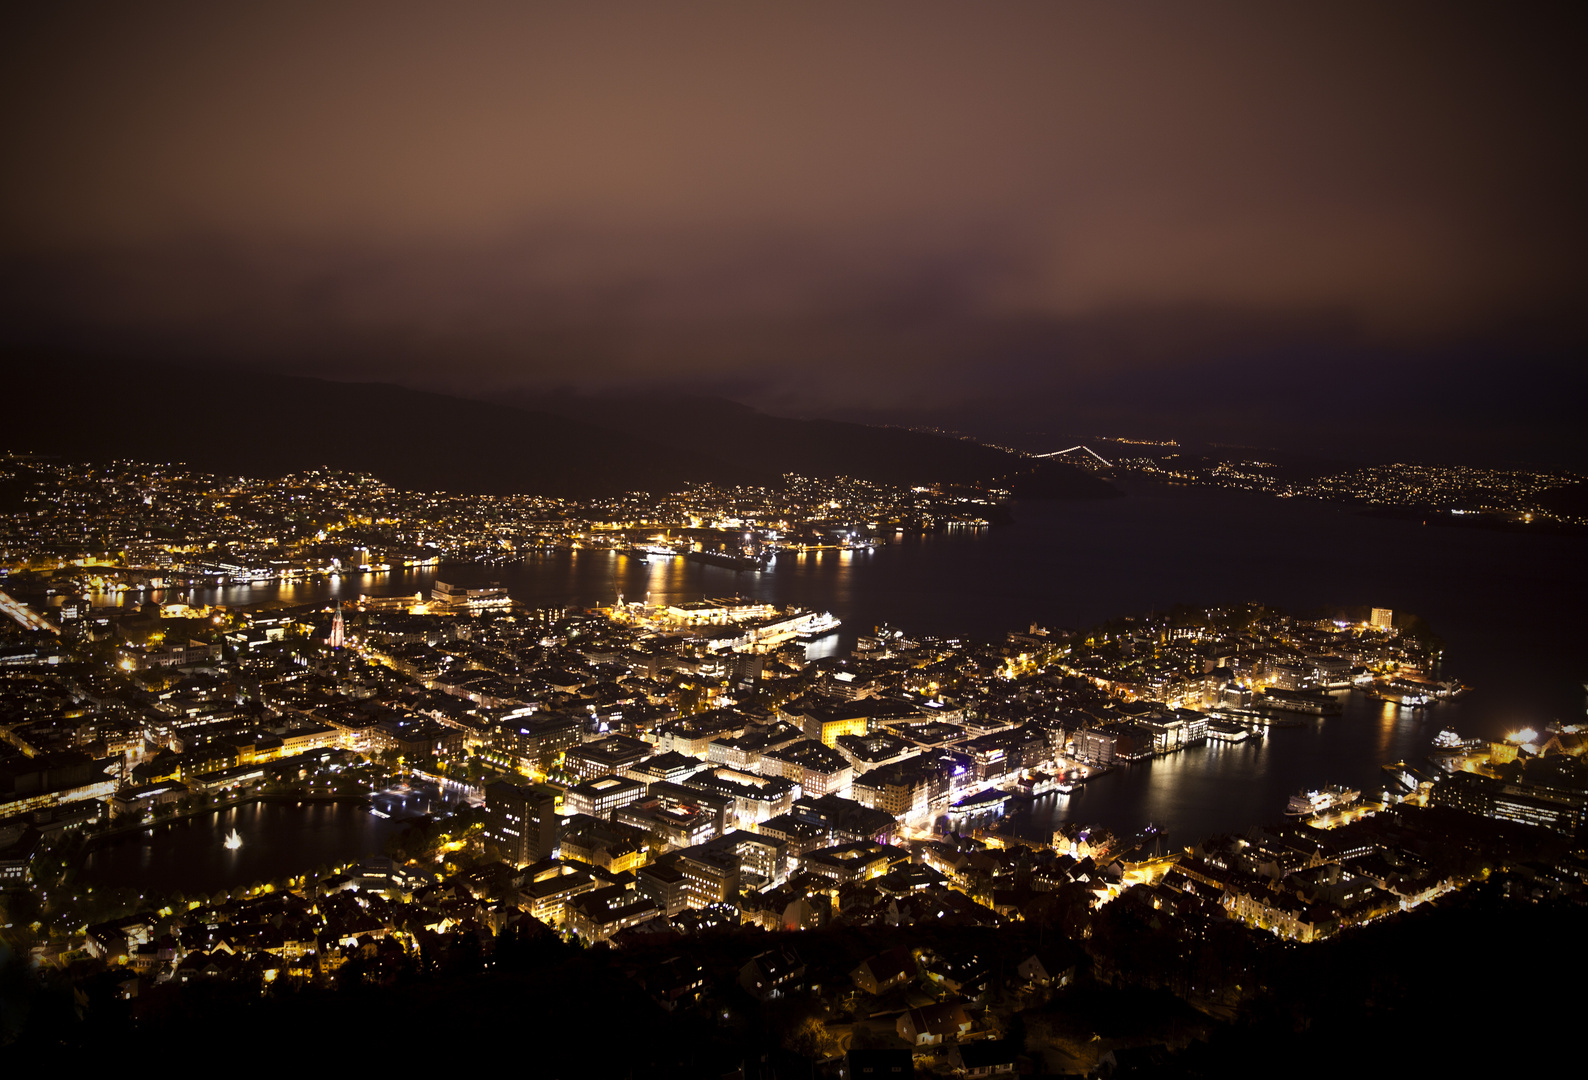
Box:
(430, 581, 512, 611)
(558, 815, 651, 874)
(490, 712, 582, 775)
(517, 862, 599, 927)
(800, 841, 903, 885)
(563, 735, 652, 783)
(761, 739, 853, 798)
(850, 946, 916, 995)
(484, 780, 560, 866)
(566, 885, 660, 942)
(655, 709, 746, 758)
(613, 780, 732, 848)
(636, 861, 691, 916)
(563, 775, 648, 820)
(897, 1002, 973, 1046)
(739, 946, 805, 1001)
(678, 846, 741, 907)
(682, 767, 799, 828)
(787, 703, 871, 748)
(852, 758, 935, 819)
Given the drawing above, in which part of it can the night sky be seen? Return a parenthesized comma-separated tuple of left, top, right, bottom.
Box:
(3, 4, 1582, 462)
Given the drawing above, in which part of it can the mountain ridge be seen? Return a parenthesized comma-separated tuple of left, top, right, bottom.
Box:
(4, 357, 1115, 498)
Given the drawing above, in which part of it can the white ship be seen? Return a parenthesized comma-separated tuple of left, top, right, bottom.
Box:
(1431, 729, 1482, 750)
(796, 611, 842, 640)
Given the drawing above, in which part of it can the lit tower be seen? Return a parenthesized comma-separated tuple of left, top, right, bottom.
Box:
(328, 603, 345, 649)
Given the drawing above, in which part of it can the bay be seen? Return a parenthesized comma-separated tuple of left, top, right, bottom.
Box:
(89, 483, 1587, 859)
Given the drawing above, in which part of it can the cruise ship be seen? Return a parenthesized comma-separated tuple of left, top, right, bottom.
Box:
(796, 611, 842, 640)
(1284, 785, 1360, 816)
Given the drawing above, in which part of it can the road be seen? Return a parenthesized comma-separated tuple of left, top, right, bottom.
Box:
(0, 587, 58, 633)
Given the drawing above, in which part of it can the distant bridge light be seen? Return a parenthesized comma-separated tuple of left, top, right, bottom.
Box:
(1032, 445, 1113, 467)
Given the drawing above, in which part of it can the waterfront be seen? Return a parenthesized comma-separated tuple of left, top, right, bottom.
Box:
(114, 482, 1585, 717)
(81, 483, 1587, 870)
(1024, 687, 1444, 846)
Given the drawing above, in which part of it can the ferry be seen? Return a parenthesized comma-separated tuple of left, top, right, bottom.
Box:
(1260, 688, 1342, 715)
(1284, 785, 1360, 816)
(796, 611, 842, 640)
(685, 549, 771, 572)
(626, 544, 680, 563)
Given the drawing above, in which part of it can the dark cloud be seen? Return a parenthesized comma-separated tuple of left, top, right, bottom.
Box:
(2, 3, 1582, 459)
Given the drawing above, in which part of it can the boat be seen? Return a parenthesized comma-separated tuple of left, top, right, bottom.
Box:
(1285, 785, 1360, 816)
(1260, 688, 1343, 715)
(796, 611, 842, 640)
(684, 549, 770, 572)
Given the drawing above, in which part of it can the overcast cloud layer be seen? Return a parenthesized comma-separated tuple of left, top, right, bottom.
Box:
(2, 3, 1582, 460)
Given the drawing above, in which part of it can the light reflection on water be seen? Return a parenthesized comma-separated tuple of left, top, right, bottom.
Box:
(80, 486, 1586, 856)
(1023, 688, 1444, 846)
(80, 800, 414, 896)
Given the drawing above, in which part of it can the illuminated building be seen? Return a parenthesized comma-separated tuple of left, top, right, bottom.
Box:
(563, 734, 652, 783)
(558, 816, 650, 874)
(850, 947, 916, 995)
(563, 774, 647, 819)
(430, 581, 511, 611)
(615, 789, 727, 850)
(681, 767, 799, 827)
(485, 780, 560, 865)
(636, 861, 690, 916)
(566, 885, 660, 942)
(897, 1002, 974, 1046)
(799, 840, 902, 885)
(788, 704, 870, 748)
(851, 758, 935, 819)
(518, 864, 599, 927)
(760, 740, 853, 797)
(738, 946, 805, 1001)
(489, 713, 582, 775)
(1429, 769, 1585, 835)
(678, 846, 741, 906)
(654, 709, 746, 757)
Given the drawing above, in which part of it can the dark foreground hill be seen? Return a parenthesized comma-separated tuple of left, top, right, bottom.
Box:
(4, 358, 1115, 498)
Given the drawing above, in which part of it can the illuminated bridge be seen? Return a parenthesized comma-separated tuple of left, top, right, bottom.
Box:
(1032, 445, 1114, 467)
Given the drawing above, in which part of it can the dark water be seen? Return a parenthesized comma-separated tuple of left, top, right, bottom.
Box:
(78, 800, 414, 897)
(387, 484, 1583, 719)
(1029, 690, 1440, 845)
(89, 484, 1587, 864)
